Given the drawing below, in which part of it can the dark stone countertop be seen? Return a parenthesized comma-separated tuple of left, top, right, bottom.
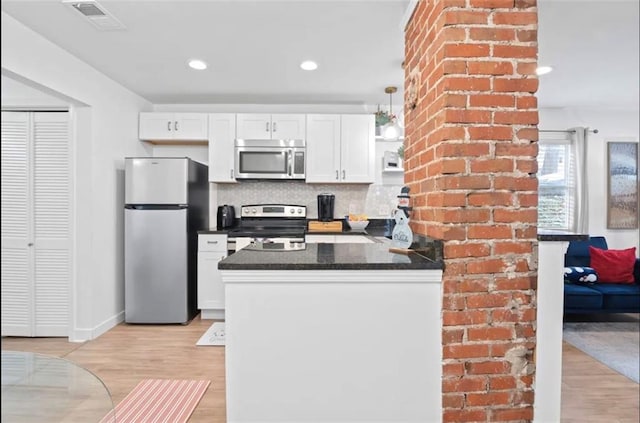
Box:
(198, 219, 394, 237)
(537, 230, 589, 242)
(218, 241, 443, 271)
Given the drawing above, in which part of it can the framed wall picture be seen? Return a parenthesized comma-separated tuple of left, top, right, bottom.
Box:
(607, 141, 639, 229)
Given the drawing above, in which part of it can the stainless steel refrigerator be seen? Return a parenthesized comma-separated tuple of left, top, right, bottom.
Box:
(124, 157, 208, 323)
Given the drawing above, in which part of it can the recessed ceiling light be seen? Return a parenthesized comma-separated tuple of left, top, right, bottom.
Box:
(188, 59, 208, 70)
(300, 60, 318, 71)
(536, 66, 553, 76)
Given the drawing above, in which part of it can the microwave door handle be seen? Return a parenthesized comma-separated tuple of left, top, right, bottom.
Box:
(288, 149, 293, 177)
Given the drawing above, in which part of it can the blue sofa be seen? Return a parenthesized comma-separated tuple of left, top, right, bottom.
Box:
(563, 236, 640, 314)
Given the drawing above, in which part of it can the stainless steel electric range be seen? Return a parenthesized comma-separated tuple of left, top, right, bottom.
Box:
(227, 204, 307, 251)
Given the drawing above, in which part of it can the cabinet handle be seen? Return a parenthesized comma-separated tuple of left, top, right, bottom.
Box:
(174, 121, 179, 131)
(266, 122, 270, 132)
(336, 170, 339, 180)
(207, 240, 218, 244)
(230, 169, 234, 179)
(28, 243, 34, 247)
(167, 121, 171, 131)
(273, 122, 277, 132)
(342, 170, 346, 179)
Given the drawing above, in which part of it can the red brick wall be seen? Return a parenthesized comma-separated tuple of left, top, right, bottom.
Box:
(404, 1, 539, 421)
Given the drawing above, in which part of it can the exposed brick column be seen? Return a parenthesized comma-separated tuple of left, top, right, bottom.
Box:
(404, 1, 539, 421)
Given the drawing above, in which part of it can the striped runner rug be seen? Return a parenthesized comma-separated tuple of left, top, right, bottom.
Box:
(100, 379, 210, 423)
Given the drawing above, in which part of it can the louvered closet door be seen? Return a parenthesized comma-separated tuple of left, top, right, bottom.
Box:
(1, 111, 70, 337)
(33, 113, 70, 336)
(1, 112, 32, 336)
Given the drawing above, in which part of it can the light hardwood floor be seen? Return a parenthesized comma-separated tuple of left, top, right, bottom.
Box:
(2, 314, 639, 422)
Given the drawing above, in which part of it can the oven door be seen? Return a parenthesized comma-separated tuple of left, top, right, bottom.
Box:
(234, 140, 305, 180)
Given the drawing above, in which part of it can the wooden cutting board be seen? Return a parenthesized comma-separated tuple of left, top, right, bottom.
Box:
(308, 220, 343, 232)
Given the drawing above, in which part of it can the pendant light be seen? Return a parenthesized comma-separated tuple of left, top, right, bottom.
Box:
(383, 86, 400, 141)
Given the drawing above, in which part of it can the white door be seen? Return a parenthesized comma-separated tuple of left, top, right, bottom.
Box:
(1, 112, 31, 336)
(139, 112, 173, 140)
(1, 111, 71, 337)
(197, 251, 227, 310)
(237, 114, 272, 139)
(271, 114, 306, 140)
(174, 113, 208, 140)
(341, 115, 375, 183)
(306, 114, 341, 183)
(208, 113, 237, 182)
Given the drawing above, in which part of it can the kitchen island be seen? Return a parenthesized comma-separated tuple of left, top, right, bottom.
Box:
(219, 242, 443, 423)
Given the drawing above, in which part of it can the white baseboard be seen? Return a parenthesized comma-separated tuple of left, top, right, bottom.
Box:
(200, 309, 225, 320)
(69, 311, 125, 342)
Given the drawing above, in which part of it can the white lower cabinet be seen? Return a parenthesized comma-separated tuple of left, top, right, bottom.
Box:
(197, 234, 228, 319)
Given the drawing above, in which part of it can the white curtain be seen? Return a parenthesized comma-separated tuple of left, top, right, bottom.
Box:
(570, 127, 589, 233)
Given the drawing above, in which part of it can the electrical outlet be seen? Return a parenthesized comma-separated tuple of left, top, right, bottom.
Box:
(379, 205, 390, 216)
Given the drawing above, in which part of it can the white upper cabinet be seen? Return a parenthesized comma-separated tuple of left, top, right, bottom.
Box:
(306, 114, 375, 184)
(208, 113, 237, 183)
(237, 113, 305, 140)
(306, 114, 341, 182)
(340, 115, 375, 183)
(139, 112, 208, 141)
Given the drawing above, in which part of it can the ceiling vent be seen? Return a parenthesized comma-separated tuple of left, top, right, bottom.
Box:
(63, 0, 126, 31)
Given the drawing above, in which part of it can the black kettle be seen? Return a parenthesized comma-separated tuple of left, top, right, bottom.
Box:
(217, 205, 236, 229)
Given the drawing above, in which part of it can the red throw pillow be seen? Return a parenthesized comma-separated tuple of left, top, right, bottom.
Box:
(589, 246, 637, 284)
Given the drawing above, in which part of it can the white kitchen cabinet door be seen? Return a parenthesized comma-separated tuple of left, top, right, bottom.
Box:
(197, 251, 227, 311)
(197, 234, 227, 313)
(236, 114, 271, 139)
(1, 111, 70, 337)
(306, 114, 341, 183)
(208, 113, 237, 182)
(174, 113, 208, 140)
(139, 112, 174, 140)
(139, 112, 208, 141)
(237, 114, 306, 140)
(271, 114, 306, 140)
(307, 114, 374, 184)
(340, 114, 375, 183)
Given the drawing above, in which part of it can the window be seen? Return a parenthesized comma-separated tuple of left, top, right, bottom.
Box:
(537, 133, 578, 231)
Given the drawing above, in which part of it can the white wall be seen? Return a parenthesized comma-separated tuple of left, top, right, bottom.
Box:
(540, 107, 640, 251)
(1, 75, 68, 108)
(2, 11, 152, 341)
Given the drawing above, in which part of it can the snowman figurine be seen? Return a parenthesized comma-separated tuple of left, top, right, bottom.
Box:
(392, 209, 413, 249)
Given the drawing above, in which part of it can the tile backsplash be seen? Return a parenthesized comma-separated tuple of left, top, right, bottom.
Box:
(216, 181, 404, 219)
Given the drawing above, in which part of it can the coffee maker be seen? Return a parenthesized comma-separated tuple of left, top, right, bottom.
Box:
(317, 193, 335, 222)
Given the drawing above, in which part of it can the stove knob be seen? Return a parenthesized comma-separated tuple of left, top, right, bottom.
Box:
(243, 208, 248, 215)
(290, 208, 294, 214)
(297, 208, 302, 214)
(252, 208, 257, 214)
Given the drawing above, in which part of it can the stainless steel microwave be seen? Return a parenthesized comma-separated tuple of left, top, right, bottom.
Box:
(234, 139, 306, 180)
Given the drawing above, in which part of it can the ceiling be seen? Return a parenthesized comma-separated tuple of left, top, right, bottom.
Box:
(1, 0, 638, 108)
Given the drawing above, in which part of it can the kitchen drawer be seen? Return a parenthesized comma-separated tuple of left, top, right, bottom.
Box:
(198, 234, 227, 252)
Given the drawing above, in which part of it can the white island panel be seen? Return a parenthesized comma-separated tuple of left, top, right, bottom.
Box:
(222, 269, 443, 423)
